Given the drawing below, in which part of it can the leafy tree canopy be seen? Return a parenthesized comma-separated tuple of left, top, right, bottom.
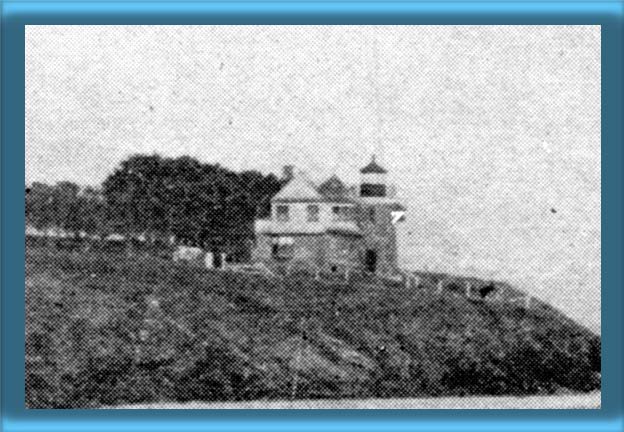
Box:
(27, 154, 283, 252)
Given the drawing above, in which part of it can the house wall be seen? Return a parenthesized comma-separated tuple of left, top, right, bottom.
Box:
(253, 232, 365, 271)
(253, 233, 327, 268)
(356, 202, 399, 275)
(252, 234, 273, 263)
(254, 194, 400, 276)
(323, 233, 364, 270)
(271, 201, 356, 225)
(291, 235, 326, 265)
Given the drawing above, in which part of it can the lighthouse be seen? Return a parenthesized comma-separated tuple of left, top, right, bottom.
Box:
(253, 155, 406, 276)
(357, 155, 406, 275)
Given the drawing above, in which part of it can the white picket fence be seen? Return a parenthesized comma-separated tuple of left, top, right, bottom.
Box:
(217, 259, 534, 310)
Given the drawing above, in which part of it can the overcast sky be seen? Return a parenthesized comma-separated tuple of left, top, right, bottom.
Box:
(26, 25, 601, 332)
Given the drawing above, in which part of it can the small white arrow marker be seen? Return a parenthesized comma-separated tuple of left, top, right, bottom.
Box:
(391, 211, 406, 224)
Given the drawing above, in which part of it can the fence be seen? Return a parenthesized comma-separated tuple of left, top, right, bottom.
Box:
(213, 258, 534, 311)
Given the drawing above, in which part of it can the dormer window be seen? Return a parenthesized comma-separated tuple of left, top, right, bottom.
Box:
(307, 205, 319, 222)
(276, 205, 289, 222)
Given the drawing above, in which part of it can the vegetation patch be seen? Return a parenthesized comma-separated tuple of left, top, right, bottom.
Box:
(26, 247, 601, 408)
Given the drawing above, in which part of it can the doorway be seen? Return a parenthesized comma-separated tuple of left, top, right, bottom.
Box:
(213, 251, 223, 269)
(365, 249, 377, 273)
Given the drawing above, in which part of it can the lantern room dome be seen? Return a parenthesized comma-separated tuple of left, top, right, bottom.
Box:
(360, 155, 387, 174)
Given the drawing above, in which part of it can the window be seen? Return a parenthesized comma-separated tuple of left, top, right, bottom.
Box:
(368, 207, 375, 223)
(332, 206, 353, 222)
(272, 237, 294, 260)
(360, 183, 386, 197)
(275, 205, 289, 222)
(307, 205, 320, 222)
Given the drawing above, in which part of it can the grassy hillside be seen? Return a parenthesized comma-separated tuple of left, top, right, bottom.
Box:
(25, 247, 601, 408)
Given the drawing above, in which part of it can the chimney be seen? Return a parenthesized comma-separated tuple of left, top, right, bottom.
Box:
(282, 165, 294, 182)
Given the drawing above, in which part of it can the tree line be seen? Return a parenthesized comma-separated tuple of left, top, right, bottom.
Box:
(26, 154, 283, 254)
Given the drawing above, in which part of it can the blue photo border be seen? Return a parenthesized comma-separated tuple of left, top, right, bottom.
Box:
(2, 1, 622, 431)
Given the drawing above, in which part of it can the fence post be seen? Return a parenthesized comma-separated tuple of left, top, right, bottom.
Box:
(495, 286, 504, 301)
(437, 280, 444, 294)
(465, 281, 471, 298)
(291, 319, 305, 401)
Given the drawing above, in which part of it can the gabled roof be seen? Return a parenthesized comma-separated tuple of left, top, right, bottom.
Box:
(317, 175, 354, 203)
(272, 171, 324, 203)
(360, 155, 387, 174)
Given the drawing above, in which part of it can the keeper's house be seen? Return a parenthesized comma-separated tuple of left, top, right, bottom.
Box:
(253, 157, 406, 276)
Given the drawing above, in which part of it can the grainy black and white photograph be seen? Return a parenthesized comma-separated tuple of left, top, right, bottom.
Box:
(25, 25, 601, 409)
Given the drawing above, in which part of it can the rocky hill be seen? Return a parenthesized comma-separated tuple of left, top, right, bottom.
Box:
(25, 247, 601, 408)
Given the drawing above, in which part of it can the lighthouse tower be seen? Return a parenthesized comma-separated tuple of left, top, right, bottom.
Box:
(357, 156, 406, 275)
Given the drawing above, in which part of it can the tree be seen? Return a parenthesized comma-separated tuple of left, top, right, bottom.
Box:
(101, 154, 282, 257)
(26, 182, 83, 247)
(28, 154, 284, 257)
(53, 181, 81, 238)
(26, 182, 55, 235)
(78, 187, 108, 239)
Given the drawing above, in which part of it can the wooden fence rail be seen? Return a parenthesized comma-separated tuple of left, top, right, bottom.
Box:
(218, 261, 534, 310)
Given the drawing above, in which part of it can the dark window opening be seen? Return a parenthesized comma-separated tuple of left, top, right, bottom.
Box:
(360, 183, 386, 197)
(272, 241, 294, 261)
(276, 205, 289, 222)
(307, 205, 319, 222)
(368, 207, 376, 223)
(213, 252, 223, 269)
(332, 206, 354, 222)
(365, 249, 377, 273)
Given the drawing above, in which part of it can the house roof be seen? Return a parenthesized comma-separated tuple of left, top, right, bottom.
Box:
(272, 170, 324, 203)
(360, 155, 387, 174)
(317, 175, 354, 203)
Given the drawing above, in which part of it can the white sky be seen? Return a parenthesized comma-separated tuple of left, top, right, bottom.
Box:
(26, 25, 601, 332)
